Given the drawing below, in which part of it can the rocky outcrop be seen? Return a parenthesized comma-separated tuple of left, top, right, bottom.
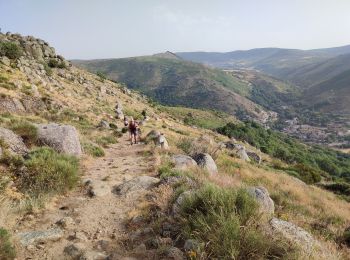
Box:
(193, 153, 218, 175)
(270, 218, 320, 255)
(247, 186, 274, 219)
(0, 127, 28, 155)
(36, 123, 82, 156)
(172, 155, 197, 170)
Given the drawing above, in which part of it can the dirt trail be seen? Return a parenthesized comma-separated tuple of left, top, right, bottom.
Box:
(14, 135, 155, 259)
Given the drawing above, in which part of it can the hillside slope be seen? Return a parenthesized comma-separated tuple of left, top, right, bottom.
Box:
(73, 56, 302, 124)
(1, 33, 350, 259)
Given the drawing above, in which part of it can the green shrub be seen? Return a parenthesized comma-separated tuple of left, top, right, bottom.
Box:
(180, 184, 299, 259)
(10, 121, 38, 146)
(83, 143, 105, 157)
(47, 58, 66, 69)
(0, 228, 16, 259)
(0, 42, 22, 59)
(18, 147, 79, 196)
(121, 127, 128, 133)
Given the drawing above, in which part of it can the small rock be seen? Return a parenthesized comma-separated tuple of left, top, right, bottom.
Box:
(184, 239, 200, 252)
(166, 247, 184, 260)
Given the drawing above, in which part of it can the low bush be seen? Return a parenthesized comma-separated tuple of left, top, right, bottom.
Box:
(0, 228, 16, 259)
(18, 147, 79, 196)
(83, 143, 105, 157)
(10, 120, 38, 146)
(48, 58, 66, 69)
(0, 42, 22, 59)
(180, 184, 299, 259)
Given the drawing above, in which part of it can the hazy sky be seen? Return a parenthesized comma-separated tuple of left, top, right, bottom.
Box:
(1, 0, 350, 59)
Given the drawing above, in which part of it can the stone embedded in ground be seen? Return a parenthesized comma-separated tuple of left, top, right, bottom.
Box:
(247, 186, 274, 219)
(172, 154, 197, 170)
(115, 176, 160, 195)
(36, 123, 82, 156)
(192, 153, 218, 175)
(270, 217, 320, 255)
(17, 228, 63, 246)
(0, 127, 28, 156)
(87, 180, 111, 197)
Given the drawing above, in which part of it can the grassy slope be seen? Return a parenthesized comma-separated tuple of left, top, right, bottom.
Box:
(1, 60, 350, 258)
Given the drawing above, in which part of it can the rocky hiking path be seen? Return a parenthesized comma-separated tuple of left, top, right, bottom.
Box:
(14, 134, 158, 259)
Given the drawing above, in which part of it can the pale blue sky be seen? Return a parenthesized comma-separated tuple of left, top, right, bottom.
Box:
(1, 0, 350, 59)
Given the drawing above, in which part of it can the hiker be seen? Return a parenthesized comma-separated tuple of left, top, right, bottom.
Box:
(128, 117, 138, 145)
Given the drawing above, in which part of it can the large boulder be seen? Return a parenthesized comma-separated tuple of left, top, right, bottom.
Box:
(193, 153, 218, 175)
(172, 155, 197, 170)
(36, 123, 82, 156)
(247, 186, 274, 219)
(270, 218, 320, 255)
(0, 127, 28, 156)
(144, 130, 161, 143)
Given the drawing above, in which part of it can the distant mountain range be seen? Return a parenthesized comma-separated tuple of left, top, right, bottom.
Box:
(177, 45, 350, 115)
